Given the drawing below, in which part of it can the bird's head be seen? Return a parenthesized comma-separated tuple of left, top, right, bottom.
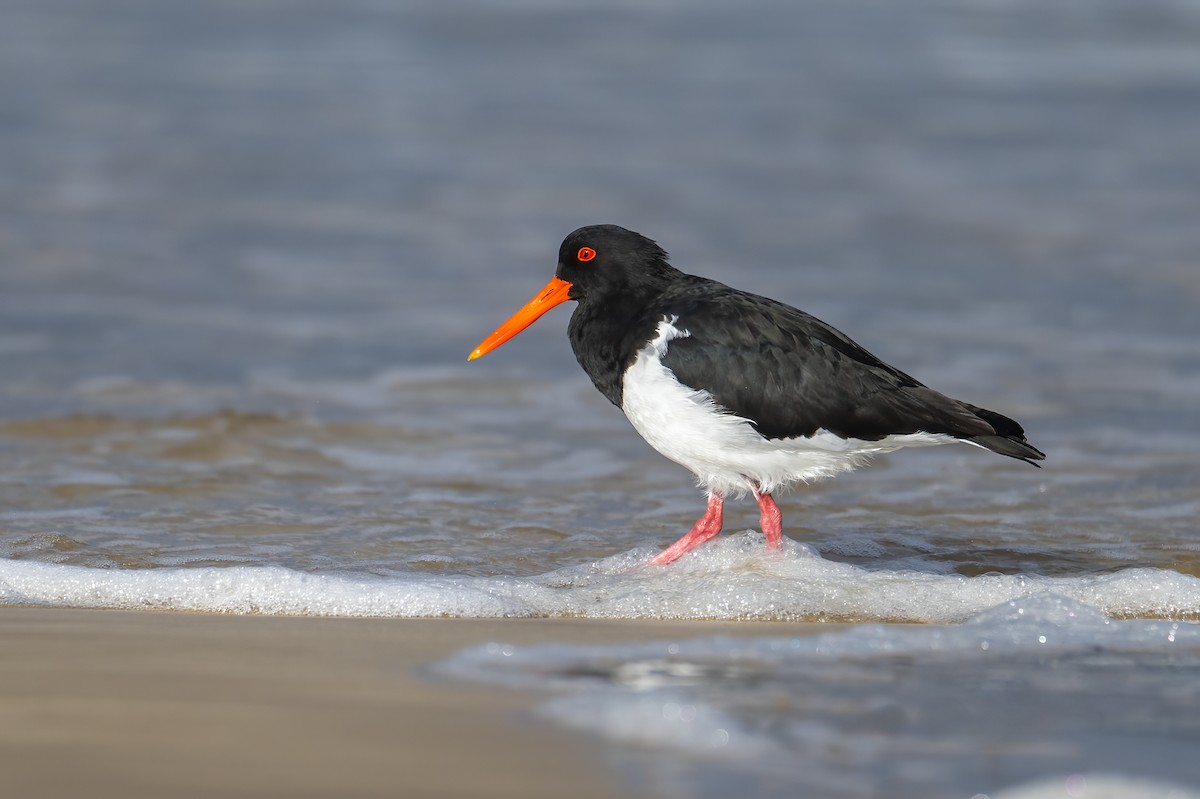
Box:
(468, 224, 672, 360)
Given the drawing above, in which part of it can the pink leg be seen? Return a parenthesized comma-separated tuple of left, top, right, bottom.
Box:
(647, 494, 724, 565)
(754, 490, 784, 550)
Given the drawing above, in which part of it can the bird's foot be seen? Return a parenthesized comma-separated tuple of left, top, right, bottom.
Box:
(754, 491, 784, 550)
(647, 494, 724, 565)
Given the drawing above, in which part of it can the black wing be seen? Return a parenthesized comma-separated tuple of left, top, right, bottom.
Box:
(655, 282, 1043, 464)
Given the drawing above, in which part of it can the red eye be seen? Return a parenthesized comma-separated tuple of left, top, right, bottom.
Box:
(577, 247, 597, 262)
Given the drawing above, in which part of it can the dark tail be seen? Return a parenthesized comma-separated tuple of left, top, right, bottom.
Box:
(963, 404, 1045, 467)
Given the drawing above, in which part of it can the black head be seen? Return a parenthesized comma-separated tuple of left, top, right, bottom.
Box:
(468, 224, 679, 361)
(555, 225, 679, 303)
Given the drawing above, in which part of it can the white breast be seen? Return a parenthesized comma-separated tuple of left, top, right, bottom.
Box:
(619, 318, 951, 497)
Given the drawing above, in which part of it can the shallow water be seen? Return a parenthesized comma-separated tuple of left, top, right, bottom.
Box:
(440, 595, 1200, 799)
(2, 0, 1199, 796)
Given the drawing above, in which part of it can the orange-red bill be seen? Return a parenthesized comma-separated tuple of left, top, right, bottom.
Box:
(468, 276, 573, 361)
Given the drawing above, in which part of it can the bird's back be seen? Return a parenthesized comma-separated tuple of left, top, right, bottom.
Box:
(647, 276, 1043, 464)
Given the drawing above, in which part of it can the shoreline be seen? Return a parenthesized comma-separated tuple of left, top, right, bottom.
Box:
(0, 607, 832, 799)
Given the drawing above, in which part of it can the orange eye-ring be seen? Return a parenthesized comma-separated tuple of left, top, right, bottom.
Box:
(577, 247, 597, 262)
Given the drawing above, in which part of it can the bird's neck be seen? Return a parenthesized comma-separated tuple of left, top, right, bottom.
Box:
(567, 289, 665, 408)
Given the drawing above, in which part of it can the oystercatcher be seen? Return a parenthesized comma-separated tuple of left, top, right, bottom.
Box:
(469, 225, 1044, 565)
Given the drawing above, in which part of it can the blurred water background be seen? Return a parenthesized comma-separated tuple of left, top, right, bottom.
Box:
(1, 0, 1199, 796)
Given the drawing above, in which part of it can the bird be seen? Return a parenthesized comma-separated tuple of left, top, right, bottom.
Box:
(468, 224, 1044, 565)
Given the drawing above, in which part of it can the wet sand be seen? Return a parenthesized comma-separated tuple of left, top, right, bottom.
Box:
(0, 608, 819, 799)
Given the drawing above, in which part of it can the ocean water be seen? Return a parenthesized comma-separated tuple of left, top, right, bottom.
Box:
(1, 0, 1199, 796)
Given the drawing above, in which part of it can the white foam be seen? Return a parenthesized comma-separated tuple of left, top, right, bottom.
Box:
(1, 533, 1197, 620)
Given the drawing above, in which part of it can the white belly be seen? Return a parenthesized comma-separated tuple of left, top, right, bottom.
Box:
(619, 318, 951, 497)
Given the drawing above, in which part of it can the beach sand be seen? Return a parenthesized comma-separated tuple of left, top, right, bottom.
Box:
(0, 608, 826, 799)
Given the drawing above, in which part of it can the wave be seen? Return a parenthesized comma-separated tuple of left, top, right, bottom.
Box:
(2, 533, 1197, 621)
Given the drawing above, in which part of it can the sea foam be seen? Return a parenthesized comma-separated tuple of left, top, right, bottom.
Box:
(1, 533, 1196, 621)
